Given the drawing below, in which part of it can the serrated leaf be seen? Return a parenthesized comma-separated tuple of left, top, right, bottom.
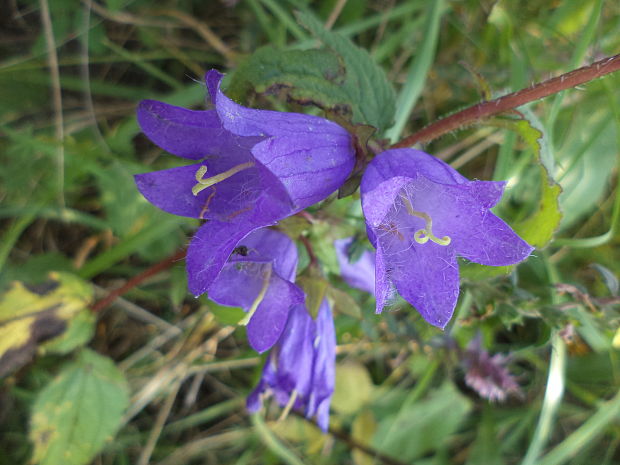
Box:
(226, 46, 348, 110)
(30, 349, 129, 465)
(295, 11, 396, 131)
(0, 272, 93, 377)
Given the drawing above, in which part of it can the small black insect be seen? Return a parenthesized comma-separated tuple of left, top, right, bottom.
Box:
(232, 245, 249, 256)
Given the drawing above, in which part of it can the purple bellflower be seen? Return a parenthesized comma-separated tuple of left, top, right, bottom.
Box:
(247, 299, 336, 432)
(361, 149, 533, 329)
(135, 69, 355, 297)
(207, 228, 304, 353)
(334, 237, 376, 295)
(462, 335, 522, 402)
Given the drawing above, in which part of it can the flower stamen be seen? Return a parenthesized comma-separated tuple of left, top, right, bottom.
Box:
(192, 161, 255, 196)
(239, 265, 272, 326)
(401, 195, 451, 246)
(278, 390, 298, 422)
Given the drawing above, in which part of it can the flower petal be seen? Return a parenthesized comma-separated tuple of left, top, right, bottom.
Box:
(306, 299, 335, 431)
(210, 71, 351, 140)
(270, 304, 316, 394)
(228, 228, 299, 282)
(137, 100, 258, 160)
(251, 136, 354, 209)
(247, 279, 305, 353)
(134, 161, 264, 221)
(388, 240, 460, 329)
(187, 220, 264, 296)
(401, 177, 533, 266)
(334, 238, 375, 294)
(374, 240, 392, 313)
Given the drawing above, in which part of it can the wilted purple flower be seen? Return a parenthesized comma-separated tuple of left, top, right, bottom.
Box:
(135, 69, 355, 296)
(462, 335, 521, 402)
(361, 149, 533, 329)
(334, 237, 376, 294)
(247, 299, 336, 431)
(208, 228, 304, 353)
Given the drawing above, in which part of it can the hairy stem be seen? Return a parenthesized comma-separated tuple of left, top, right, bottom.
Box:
(393, 53, 620, 148)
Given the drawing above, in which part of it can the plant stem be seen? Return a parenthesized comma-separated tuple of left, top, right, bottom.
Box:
(90, 248, 186, 313)
(392, 54, 620, 148)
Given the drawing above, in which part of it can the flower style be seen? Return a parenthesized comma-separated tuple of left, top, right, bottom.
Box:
(334, 237, 376, 295)
(247, 299, 336, 432)
(462, 335, 521, 402)
(360, 149, 533, 329)
(208, 228, 304, 353)
(135, 69, 355, 296)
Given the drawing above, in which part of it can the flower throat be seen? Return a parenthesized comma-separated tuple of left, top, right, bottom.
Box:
(401, 195, 451, 246)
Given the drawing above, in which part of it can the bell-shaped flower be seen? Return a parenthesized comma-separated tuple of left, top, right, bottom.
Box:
(247, 299, 336, 432)
(361, 149, 533, 329)
(135, 69, 355, 296)
(207, 228, 304, 353)
(334, 237, 376, 295)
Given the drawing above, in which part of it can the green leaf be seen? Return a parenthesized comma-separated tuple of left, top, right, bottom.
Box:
(372, 382, 472, 461)
(0, 272, 93, 377)
(462, 117, 562, 280)
(513, 165, 562, 248)
(297, 276, 328, 319)
(331, 362, 374, 414)
(327, 286, 361, 319)
(295, 11, 396, 131)
(30, 349, 129, 465)
(226, 46, 347, 107)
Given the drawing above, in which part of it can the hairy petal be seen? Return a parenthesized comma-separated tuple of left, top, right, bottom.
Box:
(388, 240, 460, 329)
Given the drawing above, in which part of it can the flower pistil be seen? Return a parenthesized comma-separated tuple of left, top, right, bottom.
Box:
(400, 194, 451, 246)
(191, 161, 256, 196)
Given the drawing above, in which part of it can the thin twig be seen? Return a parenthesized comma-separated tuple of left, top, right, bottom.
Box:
(324, 0, 348, 30)
(154, 8, 237, 64)
(289, 411, 410, 465)
(138, 381, 182, 465)
(39, 0, 65, 205)
(393, 53, 620, 148)
(90, 248, 186, 313)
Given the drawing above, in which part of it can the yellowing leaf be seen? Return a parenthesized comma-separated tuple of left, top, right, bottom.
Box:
(30, 348, 129, 465)
(0, 272, 93, 377)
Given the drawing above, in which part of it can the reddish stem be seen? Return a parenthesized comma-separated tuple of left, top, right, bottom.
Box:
(299, 235, 318, 268)
(90, 248, 186, 313)
(392, 53, 620, 148)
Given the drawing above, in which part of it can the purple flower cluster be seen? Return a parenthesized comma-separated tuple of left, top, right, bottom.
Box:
(135, 70, 345, 428)
(135, 69, 355, 297)
(135, 69, 532, 430)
